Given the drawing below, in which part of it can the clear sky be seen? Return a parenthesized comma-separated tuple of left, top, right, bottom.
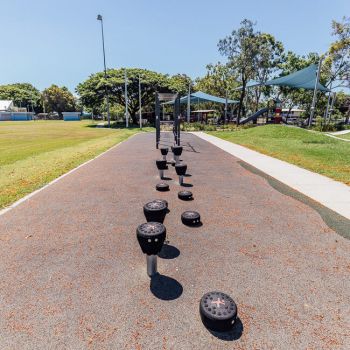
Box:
(1, 0, 349, 92)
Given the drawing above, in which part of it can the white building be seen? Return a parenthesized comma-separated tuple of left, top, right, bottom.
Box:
(0, 100, 14, 112)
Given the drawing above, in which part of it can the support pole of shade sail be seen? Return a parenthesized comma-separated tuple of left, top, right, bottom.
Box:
(187, 82, 191, 123)
(309, 59, 323, 127)
(139, 75, 142, 129)
(324, 81, 333, 120)
(328, 92, 336, 122)
(125, 69, 129, 128)
(224, 90, 228, 124)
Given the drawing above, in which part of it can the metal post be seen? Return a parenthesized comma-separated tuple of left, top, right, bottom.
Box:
(97, 15, 110, 128)
(179, 175, 183, 186)
(155, 93, 160, 149)
(187, 82, 191, 123)
(224, 90, 228, 124)
(125, 69, 129, 128)
(146, 255, 157, 277)
(328, 92, 336, 122)
(139, 75, 142, 129)
(324, 81, 333, 120)
(309, 59, 323, 127)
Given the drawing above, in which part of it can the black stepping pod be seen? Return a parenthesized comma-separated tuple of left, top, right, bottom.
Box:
(144, 200, 167, 223)
(199, 291, 237, 332)
(136, 222, 166, 256)
(181, 211, 201, 226)
(156, 183, 169, 192)
(178, 190, 193, 200)
(175, 163, 187, 185)
(156, 159, 168, 179)
(160, 147, 168, 161)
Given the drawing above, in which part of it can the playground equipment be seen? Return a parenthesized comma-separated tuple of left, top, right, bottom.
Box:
(136, 222, 166, 277)
(155, 92, 181, 149)
(143, 200, 168, 223)
(175, 163, 187, 186)
(160, 147, 168, 161)
(199, 291, 237, 332)
(171, 146, 183, 165)
(181, 211, 201, 226)
(178, 190, 193, 201)
(156, 159, 168, 179)
(156, 182, 169, 192)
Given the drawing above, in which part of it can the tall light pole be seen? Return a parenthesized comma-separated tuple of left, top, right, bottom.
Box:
(125, 69, 129, 128)
(139, 75, 142, 129)
(97, 14, 110, 127)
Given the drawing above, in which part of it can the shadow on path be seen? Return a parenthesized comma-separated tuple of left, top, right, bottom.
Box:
(150, 274, 183, 300)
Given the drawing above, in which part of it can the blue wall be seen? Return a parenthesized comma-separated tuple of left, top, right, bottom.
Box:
(63, 115, 80, 121)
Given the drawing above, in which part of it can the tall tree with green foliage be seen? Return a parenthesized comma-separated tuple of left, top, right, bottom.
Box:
(167, 74, 193, 95)
(218, 19, 284, 123)
(42, 85, 76, 118)
(0, 83, 41, 112)
(77, 68, 178, 124)
(324, 16, 350, 90)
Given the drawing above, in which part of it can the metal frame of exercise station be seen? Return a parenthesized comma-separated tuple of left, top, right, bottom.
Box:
(155, 92, 181, 149)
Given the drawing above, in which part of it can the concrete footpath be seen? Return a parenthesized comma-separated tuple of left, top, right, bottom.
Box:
(194, 131, 350, 220)
(0, 132, 349, 349)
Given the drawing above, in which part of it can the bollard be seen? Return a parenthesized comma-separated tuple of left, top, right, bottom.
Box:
(175, 163, 187, 186)
(199, 291, 237, 332)
(136, 222, 166, 277)
(156, 159, 168, 179)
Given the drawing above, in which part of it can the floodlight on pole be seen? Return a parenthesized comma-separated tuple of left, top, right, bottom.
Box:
(97, 14, 110, 127)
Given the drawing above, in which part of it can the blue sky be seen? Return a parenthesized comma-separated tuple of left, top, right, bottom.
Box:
(1, 0, 349, 92)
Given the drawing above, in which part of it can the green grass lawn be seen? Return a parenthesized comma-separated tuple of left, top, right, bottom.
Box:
(209, 125, 350, 185)
(0, 120, 151, 209)
(335, 132, 350, 140)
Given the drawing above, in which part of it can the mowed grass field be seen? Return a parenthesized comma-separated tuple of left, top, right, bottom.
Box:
(209, 125, 350, 185)
(0, 120, 151, 209)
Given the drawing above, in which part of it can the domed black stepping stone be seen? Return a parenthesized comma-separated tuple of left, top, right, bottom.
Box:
(156, 183, 169, 192)
(178, 190, 193, 201)
(136, 222, 166, 256)
(181, 211, 201, 226)
(199, 291, 237, 332)
(143, 200, 167, 223)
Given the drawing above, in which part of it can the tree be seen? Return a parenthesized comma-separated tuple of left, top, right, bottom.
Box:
(250, 33, 284, 111)
(42, 85, 76, 118)
(218, 19, 284, 123)
(167, 74, 193, 96)
(0, 83, 41, 112)
(324, 16, 350, 90)
(77, 68, 173, 124)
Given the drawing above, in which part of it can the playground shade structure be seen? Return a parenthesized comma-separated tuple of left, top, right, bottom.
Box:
(164, 91, 239, 105)
(236, 64, 330, 92)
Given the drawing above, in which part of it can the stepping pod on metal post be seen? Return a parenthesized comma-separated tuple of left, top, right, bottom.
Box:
(156, 159, 168, 179)
(175, 163, 187, 186)
(143, 200, 168, 223)
(199, 291, 237, 332)
(160, 147, 168, 161)
(136, 222, 166, 277)
(171, 146, 183, 165)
